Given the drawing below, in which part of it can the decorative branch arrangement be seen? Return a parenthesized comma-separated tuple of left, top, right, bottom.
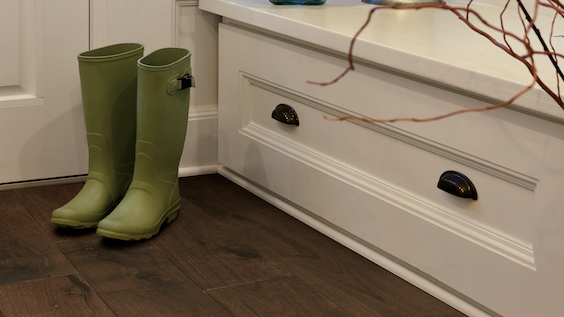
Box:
(309, 0, 564, 123)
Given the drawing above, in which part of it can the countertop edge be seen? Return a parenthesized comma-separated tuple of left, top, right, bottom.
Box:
(200, 0, 564, 121)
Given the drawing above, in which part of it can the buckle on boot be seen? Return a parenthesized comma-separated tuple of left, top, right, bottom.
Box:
(178, 74, 195, 90)
(166, 69, 195, 95)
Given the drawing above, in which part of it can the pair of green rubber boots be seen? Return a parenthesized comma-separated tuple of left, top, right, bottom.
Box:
(50, 43, 195, 241)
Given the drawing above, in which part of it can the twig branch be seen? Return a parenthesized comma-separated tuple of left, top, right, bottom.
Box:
(309, 0, 564, 123)
(517, 0, 564, 81)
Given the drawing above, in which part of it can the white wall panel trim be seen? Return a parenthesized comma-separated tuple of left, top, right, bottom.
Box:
(173, 0, 199, 47)
(0, 0, 45, 99)
(189, 105, 218, 121)
(178, 164, 218, 177)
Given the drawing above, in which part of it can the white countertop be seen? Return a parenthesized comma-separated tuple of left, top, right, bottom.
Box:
(200, 0, 564, 120)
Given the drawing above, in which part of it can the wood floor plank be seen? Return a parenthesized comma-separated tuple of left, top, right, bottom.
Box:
(0, 274, 114, 317)
(224, 216, 461, 317)
(1, 174, 467, 316)
(179, 175, 274, 224)
(56, 236, 232, 317)
(11, 183, 96, 243)
(0, 191, 77, 286)
(151, 197, 292, 290)
(179, 175, 466, 317)
(207, 276, 351, 317)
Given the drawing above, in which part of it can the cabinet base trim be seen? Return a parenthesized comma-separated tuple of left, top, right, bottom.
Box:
(218, 164, 499, 317)
(178, 164, 218, 178)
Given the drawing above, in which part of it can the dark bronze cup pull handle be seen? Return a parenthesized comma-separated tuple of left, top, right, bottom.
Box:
(272, 104, 299, 126)
(437, 171, 478, 200)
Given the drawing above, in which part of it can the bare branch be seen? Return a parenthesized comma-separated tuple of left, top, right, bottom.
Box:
(308, 0, 564, 123)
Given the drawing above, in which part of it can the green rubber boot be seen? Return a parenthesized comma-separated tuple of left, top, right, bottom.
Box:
(96, 48, 194, 240)
(51, 43, 144, 229)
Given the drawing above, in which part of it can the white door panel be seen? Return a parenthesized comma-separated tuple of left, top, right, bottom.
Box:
(0, 1, 20, 87)
(0, 104, 44, 182)
(0, 0, 89, 183)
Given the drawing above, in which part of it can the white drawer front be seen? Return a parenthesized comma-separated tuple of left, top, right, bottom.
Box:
(218, 23, 564, 317)
(240, 73, 536, 268)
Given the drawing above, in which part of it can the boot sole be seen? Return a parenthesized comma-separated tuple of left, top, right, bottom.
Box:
(96, 207, 179, 241)
(51, 218, 99, 229)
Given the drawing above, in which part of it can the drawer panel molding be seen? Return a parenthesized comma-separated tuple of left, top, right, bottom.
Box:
(240, 72, 538, 269)
(242, 72, 537, 191)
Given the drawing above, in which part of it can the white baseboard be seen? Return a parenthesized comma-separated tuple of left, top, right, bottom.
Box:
(178, 164, 218, 178)
(1, 164, 219, 192)
(217, 165, 497, 317)
(0, 175, 88, 192)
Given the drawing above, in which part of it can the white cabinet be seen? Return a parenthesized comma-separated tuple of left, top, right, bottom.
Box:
(217, 22, 564, 317)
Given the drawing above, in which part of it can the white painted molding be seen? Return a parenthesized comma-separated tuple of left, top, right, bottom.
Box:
(175, 0, 218, 121)
(178, 164, 218, 177)
(189, 104, 218, 121)
(0, 86, 43, 108)
(0, 175, 87, 192)
(243, 73, 538, 191)
(19, 0, 44, 97)
(240, 73, 536, 269)
(0, 163, 218, 192)
(173, 0, 199, 47)
(218, 165, 498, 317)
(0, 0, 45, 106)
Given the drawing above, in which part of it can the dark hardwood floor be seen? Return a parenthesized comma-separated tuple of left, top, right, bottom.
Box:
(0, 174, 466, 316)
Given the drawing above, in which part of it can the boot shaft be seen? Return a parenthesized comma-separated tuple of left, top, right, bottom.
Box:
(78, 43, 143, 165)
(135, 48, 193, 179)
(50, 43, 145, 229)
(95, 48, 194, 240)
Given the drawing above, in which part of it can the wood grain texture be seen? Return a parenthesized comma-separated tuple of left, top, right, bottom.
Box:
(0, 191, 77, 286)
(56, 236, 231, 317)
(11, 183, 95, 243)
(0, 274, 114, 317)
(179, 175, 467, 317)
(0, 174, 465, 316)
(151, 197, 292, 290)
(207, 276, 350, 317)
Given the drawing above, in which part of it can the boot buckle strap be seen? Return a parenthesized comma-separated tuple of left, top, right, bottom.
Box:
(166, 69, 195, 95)
(177, 74, 195, 90)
